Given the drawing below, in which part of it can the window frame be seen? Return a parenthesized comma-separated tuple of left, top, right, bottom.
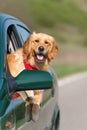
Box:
(16, 24, 31, 45)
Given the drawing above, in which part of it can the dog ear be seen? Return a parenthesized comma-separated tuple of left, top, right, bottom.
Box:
(48, 39, 58, 61)
(23, 32, 37, 60)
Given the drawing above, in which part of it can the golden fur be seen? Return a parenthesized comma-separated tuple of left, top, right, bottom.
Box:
(7, 32, 58, 106)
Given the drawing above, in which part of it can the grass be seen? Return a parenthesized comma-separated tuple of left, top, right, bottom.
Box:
(51, 63, 87, 78)
(27, 0, 87, 30)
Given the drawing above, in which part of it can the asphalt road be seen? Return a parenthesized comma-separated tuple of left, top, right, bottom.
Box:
(58, 72, 87, 130)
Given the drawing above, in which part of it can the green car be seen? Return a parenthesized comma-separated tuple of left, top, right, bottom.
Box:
(0, 13, 60, 130)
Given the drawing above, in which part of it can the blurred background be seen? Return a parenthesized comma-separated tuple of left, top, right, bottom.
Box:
(0, 0, 87, 78)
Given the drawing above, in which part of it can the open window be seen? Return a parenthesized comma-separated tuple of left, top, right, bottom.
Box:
(7, 25, 22, 54)
(6, 25, 23, 98)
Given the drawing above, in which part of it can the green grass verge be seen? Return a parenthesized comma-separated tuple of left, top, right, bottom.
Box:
(51, 63, 87, 78)
(28, 0, 87, 31)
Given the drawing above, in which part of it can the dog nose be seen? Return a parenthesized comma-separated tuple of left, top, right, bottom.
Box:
(38, 46, 44, 52)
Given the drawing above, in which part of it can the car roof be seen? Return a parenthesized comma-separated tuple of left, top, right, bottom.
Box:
(0, 13, 18, 22)
(0, 13, 19, 37)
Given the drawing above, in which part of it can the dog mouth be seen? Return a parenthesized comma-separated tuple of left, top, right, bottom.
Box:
(34, 51, 46, 62)
(37, 54, 44, 61)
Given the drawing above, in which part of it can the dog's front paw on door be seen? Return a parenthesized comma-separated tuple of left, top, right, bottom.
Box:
(32, 104, 40, 122)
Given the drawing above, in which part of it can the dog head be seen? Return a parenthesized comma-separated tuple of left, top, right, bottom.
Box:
(23, 32, 58, 65)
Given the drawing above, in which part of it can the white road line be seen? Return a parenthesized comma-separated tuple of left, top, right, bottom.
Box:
(58, 71, 87, 87)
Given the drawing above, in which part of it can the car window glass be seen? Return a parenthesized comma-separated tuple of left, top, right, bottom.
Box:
(7, 25, 22, 53)
(17, 25, 30, 44)
(7, 34, 14, 53)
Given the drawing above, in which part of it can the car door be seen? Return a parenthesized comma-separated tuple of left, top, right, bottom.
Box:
(4, 19, 54, 130)
(2, 16, 58, 130)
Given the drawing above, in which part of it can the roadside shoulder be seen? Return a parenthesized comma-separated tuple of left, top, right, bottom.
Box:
(58, 71, 87, 87)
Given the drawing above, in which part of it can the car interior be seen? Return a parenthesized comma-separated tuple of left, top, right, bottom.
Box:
(7, 25, 22, 54)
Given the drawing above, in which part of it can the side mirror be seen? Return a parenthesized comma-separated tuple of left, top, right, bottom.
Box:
(9, 70, 53, 92)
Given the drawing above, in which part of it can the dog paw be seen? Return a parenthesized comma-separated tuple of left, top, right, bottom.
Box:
(25, 104, 32, 122)
(32, 104, 40, 122)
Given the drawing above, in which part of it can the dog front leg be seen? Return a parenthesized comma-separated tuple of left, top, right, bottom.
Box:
(18, 90, 34, 122)
(31, 90, 43, 121)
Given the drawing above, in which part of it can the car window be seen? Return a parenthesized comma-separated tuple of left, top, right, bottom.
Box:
(7, 25, 22, 53)
(17, 25, 31, 44)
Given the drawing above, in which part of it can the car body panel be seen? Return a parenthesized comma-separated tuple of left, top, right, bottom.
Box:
(0, 13, 60, 130)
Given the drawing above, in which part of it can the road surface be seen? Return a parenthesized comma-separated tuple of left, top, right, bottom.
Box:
(59, 71, 87, 130)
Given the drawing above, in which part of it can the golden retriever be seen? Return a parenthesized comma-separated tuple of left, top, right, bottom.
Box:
(7, 32, 58, 121)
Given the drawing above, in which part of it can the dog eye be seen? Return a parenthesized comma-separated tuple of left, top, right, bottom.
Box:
(45, 41, 49, 44)
(35, 39, 39, 43)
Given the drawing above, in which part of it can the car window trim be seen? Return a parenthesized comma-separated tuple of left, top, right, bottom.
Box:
(16, 24, 31, 43)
